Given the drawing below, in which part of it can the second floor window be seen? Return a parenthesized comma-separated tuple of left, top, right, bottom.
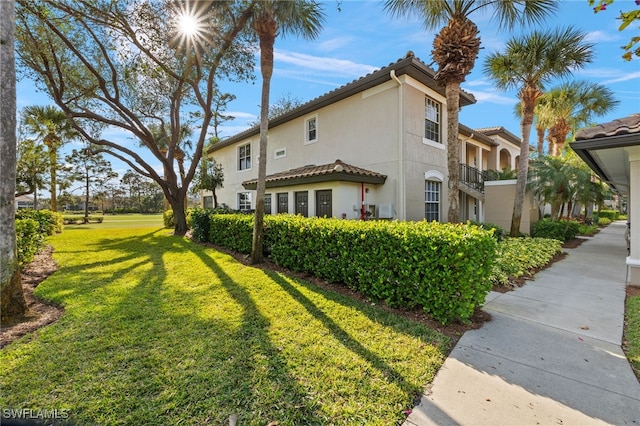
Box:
(238, 143, 251, 170)
(306, 116, 317, 143)
(425, 97, 440, 144)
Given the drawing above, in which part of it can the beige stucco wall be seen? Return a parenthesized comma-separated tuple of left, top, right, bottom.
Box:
(484, 180, 538, 234)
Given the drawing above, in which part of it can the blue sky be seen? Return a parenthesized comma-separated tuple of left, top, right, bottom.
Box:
(17, 0, 640, 178)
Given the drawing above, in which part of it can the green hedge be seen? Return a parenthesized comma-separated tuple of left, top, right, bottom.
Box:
(532, 219, 580, 242)
(204, 214, 497, 324)
(62, 215, 104, 224)
(15, 218, 45, 266)
(598, 217, 612, 226)
(15, 209, 64, 235)
(598, 210, 620, 221)
(491, 237, 563, 286)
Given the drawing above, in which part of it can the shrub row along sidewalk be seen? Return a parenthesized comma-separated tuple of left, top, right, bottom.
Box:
(1, 226, 448, 425)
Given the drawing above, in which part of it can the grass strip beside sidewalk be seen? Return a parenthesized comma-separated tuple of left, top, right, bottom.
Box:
(1, 226, 448, 425)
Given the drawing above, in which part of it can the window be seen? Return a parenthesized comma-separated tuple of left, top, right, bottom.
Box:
(264, 194, 272, 215)
(305, 116, 317, 143)
(274, 148, 286, 159)
(238, 143, 251, 170)
(425, 180, 440, 222)
(238, 192, 251, 211)
(424, 97, 440, 144)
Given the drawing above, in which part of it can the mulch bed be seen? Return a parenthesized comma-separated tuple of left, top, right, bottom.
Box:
(0, 246, 64, 348)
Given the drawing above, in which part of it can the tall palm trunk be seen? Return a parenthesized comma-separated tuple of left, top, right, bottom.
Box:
(511, 88, 539, 236)
(251, 12, 277, 264)
(1, 0, 28, 320)
(44, 135, 59, 212)
(445, 81, 461, 223)
(536, 125, 545, 157)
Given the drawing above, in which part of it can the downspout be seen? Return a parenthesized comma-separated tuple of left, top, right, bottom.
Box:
(361, 182, 365, 220)
(390, 70, 404, 220)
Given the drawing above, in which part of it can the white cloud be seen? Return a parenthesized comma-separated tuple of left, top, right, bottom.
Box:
(470, 90, 518, 106)
(273, 49, 378, 78)
(584, 30, 619, 44)
(601, 71, 640, 85)
(463, 78, 493, 88)
(316, 36, 354, 52)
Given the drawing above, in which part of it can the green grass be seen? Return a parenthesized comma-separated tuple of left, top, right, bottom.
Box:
(63, 213, 164, 230)
(625, 291, 640, 380)
(1, 225, 448, 425)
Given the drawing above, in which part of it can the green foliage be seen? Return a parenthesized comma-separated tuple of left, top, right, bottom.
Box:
(208, 213, 254, 254)
(625, 290, 640, 380)
(578, 223, 598, 236)
(597, 209, 619, 220)
(15, 218, 45, 266)
(62, 215, 104, 224)
(207, 214, 497, 324)
(467, 220, 505, 241)
(532, 219, 580, 242)
(15, 208, 63, 235)
(598, 217, 612, 226)
(491, 237, 562, 286)
(163, 209, 174, 228)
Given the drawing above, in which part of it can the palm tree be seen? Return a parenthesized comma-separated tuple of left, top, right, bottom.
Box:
(22, 105, 77, 212)
(536, 81, 618, 156)
(249, 1, 325, 264)
(484, 27, 594, 236)
(384, 0, 557, 223)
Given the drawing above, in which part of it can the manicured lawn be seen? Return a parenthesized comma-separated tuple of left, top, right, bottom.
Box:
(1, 224, 448, 425)
(63, 213, 164, 230)
(625, 289, 640, 379)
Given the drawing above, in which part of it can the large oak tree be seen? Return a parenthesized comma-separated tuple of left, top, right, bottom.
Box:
(16, 0, 256, 234)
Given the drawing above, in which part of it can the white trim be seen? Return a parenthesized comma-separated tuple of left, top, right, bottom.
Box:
(423, 138, 445, 149)
(627, 256, 640, 267)
(304, 114, 318, 145)
(485, 179, 517, 186)
(424, 170, 445, 182)
(274, 147, 287, 159)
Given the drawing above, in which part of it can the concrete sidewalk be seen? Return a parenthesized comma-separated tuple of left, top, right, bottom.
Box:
(405, 221, 640, 426)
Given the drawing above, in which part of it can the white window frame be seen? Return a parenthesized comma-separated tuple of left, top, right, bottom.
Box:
(238, 192, 252, 210)
(274, 147, 287, 159)
(238, 143, 251, 171)
(304, 115, 318, 144)
(424, 97, 441, 146)
(425, 180, 441, 222)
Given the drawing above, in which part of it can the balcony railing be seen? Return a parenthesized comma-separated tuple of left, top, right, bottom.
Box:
(459, 163, 490, 193)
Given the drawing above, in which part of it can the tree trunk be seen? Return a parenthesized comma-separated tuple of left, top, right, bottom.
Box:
(49, 149, 57, 212)
(536, 125, 545, 157)
(84, 175, 90, 221)
(1, 0, 28, 321)
(170, 195, 188, 236)
(511, 89, 538, 237)
(251, 15, 277, 264)
(445, 81, 461, 223)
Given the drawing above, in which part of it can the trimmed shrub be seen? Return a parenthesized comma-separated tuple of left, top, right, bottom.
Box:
(598, 210, 619, 221)
(190, 208, 212, 242)
(532, 219, 580, 242)
(163, 210, 174, 228)
(206, 214, 497, 324)
(468, 220, 505, 241)
(15, 209, 64, 235)
(491, 237, 562, 286)
(15, 218, 45, 266)
(598, 217, 612, 226)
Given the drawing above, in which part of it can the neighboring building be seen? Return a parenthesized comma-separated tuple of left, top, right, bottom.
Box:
(572, 113, 640, 286)
(14, 194, 34, 210)
(205, 53, 524, 223)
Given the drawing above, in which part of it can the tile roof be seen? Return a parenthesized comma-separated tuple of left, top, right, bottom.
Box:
(475, 126, 522, 146)
(575, 113, 640, 140)
(241, 159, 387, 189)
